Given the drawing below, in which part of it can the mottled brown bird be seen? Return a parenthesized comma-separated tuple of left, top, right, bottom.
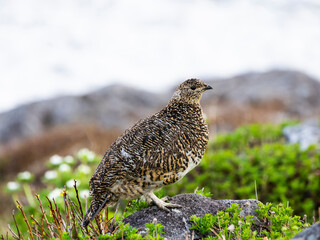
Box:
(82, 79, 212, 227)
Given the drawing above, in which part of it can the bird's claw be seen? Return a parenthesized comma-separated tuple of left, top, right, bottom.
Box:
(161, 196, 169, 202)
(144, 192, 182, 212)
(156, 201, 182, 211)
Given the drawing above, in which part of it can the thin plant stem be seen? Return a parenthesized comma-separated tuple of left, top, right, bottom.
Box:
(73, 180, 84, 217)
(16, 201, 34, 240)
(112, 202, 120, 227)
(35, 194, 54, 238)
(22, 184, 35, 207)
(255, 180, 258, 200)
(46, 196, 61, 237)
(30, 215, 50, 238)
(7, 225, 20, 240)
(12, 210, 21, 239)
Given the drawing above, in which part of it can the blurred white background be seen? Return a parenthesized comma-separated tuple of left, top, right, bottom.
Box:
(1, 0, 320, 112)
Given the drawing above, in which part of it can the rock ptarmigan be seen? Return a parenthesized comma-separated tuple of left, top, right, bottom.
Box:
(82, 78, 212, 227)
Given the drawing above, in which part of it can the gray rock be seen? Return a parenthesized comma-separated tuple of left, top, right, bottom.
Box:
(205, 70, 320, 115)
(0, 84, 166, 145)
(283, 120, 320, 150)
(122, 193, 261, 240)
(291, 222, 320, 240)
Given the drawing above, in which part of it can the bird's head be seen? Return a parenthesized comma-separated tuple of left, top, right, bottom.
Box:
(171, 78, 212, 104)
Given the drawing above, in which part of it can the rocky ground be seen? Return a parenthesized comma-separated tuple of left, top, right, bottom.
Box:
(123, 194, 262, 240)
(123, 193, 319, 240)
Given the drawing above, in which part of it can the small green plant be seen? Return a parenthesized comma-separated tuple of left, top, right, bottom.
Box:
(145, 220, 165, 240)
(123, 189, 168, 218)
(190, 213, 215, 235)
(194, 187, 212, 198)
(256, 202, 310, 239)
(123, 200, 149, 218)
(190, 203, 256, 239)
(190, 202, 310, 240)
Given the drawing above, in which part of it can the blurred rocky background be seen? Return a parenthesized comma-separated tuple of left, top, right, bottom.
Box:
(1, 70, 320, 181)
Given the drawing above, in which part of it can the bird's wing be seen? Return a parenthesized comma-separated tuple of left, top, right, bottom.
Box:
(117, 115, 186, 173)
(88, 150, 124, 196)
(89, 114, 184, 193)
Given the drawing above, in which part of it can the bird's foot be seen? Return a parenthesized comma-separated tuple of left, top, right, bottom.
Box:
(144, 192, 182, 212)
(161, 196, 169, 202)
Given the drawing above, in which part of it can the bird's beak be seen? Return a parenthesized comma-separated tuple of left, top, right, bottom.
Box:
(203, 85, 213, 91)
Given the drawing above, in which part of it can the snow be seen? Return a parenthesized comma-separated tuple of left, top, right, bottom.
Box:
(0, 0, 320, 112)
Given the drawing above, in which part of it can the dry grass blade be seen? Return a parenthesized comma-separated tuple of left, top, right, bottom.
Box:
(67, 196, 88, 237)
(69, 206, 79, 238)
(62, 187, 71, 236)
(95, 215, 102, 235)
(30, 215, 50, 238)
(7, 183, 121, 239)
(7, 225, 20, 240)
(16, 201, 34, 240)
(87, 215, 100, 236)
(103, 207, 110, 233)
(111, 224, 120, 235)
(73, 180, 84, 217)
(12, 210, 21, 239)
(112, 203, 120, 227)
(46, 196, 62, 237)
(53, 198, 66, 233)
(66, 193, 83, 238)
(67, 195, 83, 222)
(35, 194, 54, 238)
(32, 224, 41, 239)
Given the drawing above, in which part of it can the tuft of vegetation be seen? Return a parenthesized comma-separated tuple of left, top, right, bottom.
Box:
(194, 187, 213, 198)
(168, 122, 320, 219)
(3, 149, 100, 237)
(190, 202, 310, 240)
(3, 183, 165, 240)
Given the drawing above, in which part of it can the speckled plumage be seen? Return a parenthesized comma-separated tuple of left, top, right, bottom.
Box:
(82, 79, 212, 227)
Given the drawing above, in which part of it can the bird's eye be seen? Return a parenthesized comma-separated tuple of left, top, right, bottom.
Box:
(190, 86, 196, 90)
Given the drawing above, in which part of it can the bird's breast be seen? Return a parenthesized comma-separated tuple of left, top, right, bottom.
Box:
(176, 150, 201, 180)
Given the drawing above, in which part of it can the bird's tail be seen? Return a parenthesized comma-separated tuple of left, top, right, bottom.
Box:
(82, 193, 113, 228)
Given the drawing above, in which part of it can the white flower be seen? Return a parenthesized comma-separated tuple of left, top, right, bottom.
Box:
(17, 171, 34, 182)
(64, 155, 75, 165)
(77, 164, 91, 175)
(77, 148, 89, 157)
(7, 181, 21, 192)
(228, 224, 235, 232)
(44, 170, 58, 181)
(50, 155, 63, 166)
(86, 151, 96, 163)
(77, 148, 96, 163)
(79, 189, 90, 199)
(48, 188, 62, 199)
(66, 179, 80, 188)
(59, 164, 71, 172)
